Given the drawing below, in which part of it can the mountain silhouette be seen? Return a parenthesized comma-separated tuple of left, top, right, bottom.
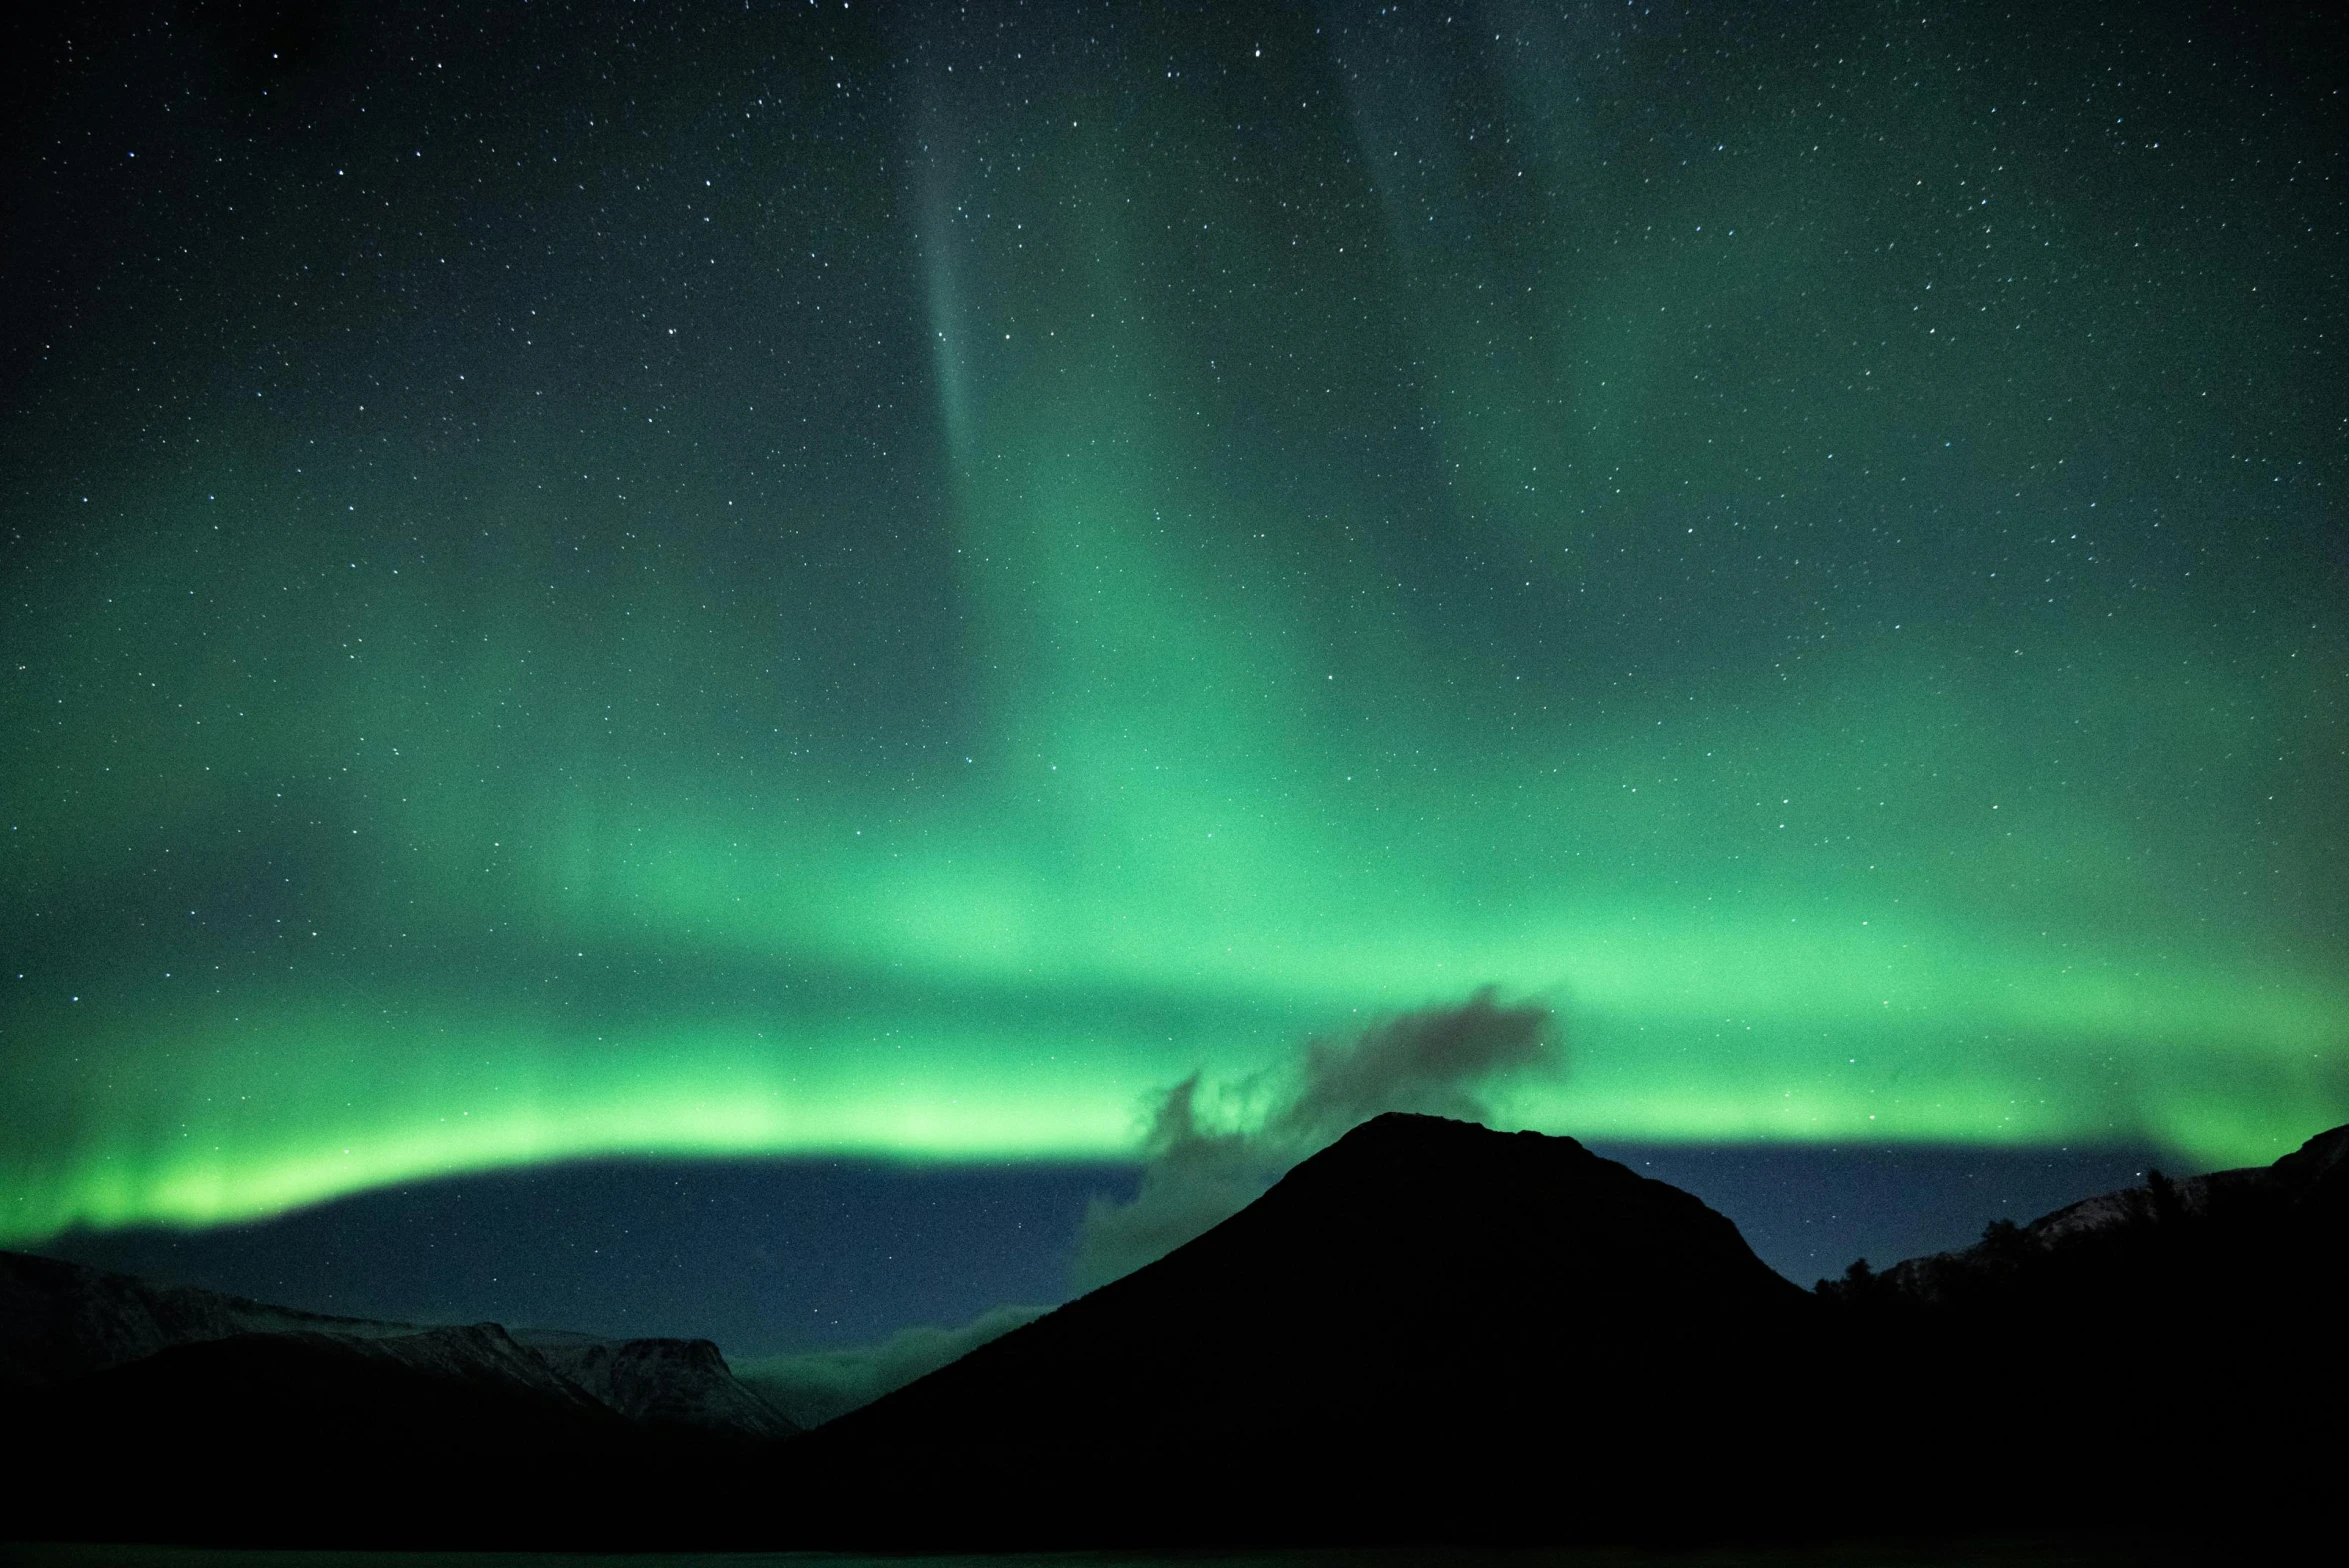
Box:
(1816, 1121, 2347, 1544)
(1, 1250, 792, 1547)
(781, 1113, 2347, 1548)
(0, 1247, 796, 1438)
(1867, 1119, 2348, 1304)
(784, 1113, 1830, 1545)
(6, 1114, 2341, 1550)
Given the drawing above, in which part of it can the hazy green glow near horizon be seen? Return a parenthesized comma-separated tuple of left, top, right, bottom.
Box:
(2, 4, 2343, 1242)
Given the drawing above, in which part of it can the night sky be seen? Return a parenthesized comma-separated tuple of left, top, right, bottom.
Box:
(3, 2, 2344, 1352)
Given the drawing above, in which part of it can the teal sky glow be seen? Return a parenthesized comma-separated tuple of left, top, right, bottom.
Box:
(3, 2, 2342, 1242)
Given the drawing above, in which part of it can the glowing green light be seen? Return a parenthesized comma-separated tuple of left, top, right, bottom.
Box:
(4, 16, 2343, 1243)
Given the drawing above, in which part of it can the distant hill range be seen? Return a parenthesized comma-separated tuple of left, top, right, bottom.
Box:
(5, 1114, 2342, 1549)
(0, 1248, 796, 1547)
(0, 1248, 797, 1442)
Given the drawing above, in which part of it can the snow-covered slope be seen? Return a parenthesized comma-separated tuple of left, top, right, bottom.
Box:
(1878, 1121, 2349, 1298)
(0, 1249, 797, 1438)
(519, 1328, 800, 1438)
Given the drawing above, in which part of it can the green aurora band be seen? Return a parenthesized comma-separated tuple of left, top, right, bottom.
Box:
(3, 3, 2344, 1242)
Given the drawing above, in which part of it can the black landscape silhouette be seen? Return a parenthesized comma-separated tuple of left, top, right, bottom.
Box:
(5, 1113, 2342, 1551)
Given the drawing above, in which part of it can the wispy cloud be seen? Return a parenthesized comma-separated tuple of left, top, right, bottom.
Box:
(1072, 988, 1558, 1286)
(732, 1304, 1045, 1429)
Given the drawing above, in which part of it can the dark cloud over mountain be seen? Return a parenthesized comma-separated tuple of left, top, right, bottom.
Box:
(1073, 989, 1557, 1285)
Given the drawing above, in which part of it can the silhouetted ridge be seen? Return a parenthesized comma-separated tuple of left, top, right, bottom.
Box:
(1825, 1120, 2349, 1308)
(1, 1248, 795, 1548)
(780, 1114, 2347, 1549)
(788, 1114, 1820, 1545)
(0, 1248, 420, 1389)
(0, 1247, 796, 1439)
(1237, 1112, 1804, 1304)
(9, 1115, 2343, 1550)
(1811, 1121, 2346, 1544)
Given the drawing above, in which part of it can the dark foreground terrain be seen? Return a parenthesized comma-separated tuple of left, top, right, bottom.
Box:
(0, 1537, 2276, 1568)
(5, 1115, 2342, 1552)
(0, 1250, 794, 1548)
(780, 1114, 2345, 1548)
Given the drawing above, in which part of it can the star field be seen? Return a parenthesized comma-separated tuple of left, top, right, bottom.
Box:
(2, 0, 2343, 1243)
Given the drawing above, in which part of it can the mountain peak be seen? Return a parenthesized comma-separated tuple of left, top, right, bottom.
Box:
(1201, 1110, 1801, 1311)
(794, 1114, 1813, 1543)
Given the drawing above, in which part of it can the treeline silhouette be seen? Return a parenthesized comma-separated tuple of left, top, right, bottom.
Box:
(1808, 1142, 2345, 1539)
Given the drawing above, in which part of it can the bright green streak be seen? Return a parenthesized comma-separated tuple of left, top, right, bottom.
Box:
(3, 10, 2344, 1242)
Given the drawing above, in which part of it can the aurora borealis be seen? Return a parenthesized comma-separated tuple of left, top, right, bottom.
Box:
(3, 1, 2344, 1247)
